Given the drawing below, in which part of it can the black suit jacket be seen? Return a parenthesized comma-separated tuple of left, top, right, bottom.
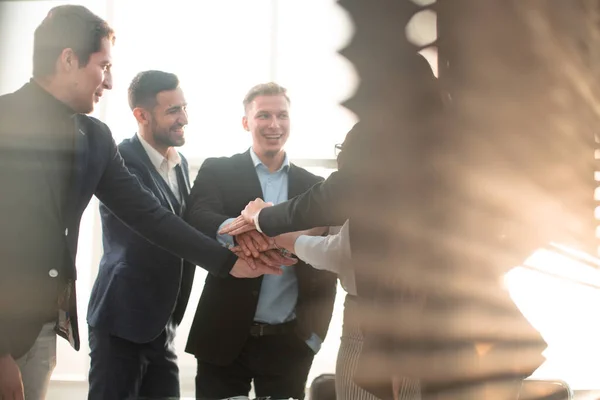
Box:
(184, 151, 337, 365)
(87, 135, 196, 343)
(0, 81, 237, 359)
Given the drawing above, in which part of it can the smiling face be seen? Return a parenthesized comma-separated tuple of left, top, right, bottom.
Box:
(148, 87, 188, 149)
(243, 94, 290, 158)
(61, 36, 113, 114)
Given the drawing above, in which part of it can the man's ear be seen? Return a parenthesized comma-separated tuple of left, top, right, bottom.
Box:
(242, 115, 249, 131)
(133, 107, 149, 125)
(57, 48, 78, 73)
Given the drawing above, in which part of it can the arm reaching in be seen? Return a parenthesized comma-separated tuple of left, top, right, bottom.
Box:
(219, 198, 272, 236)
(221, 170, 351, 237)
(96, 133, 237, 277)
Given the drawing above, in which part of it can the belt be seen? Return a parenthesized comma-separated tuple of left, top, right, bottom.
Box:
(249, 320, 296, 337)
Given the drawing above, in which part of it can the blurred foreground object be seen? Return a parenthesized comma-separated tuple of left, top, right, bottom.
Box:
(338, 0, 598, 398)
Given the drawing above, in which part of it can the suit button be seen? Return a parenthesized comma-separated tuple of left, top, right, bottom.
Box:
(48, 269, 59, 278)
(64, 228, 69, 236)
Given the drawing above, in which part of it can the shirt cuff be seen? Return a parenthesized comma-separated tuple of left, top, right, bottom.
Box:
(253, 209, 263, 233)
(293, 235, 312, 260)
(217, 218, 236, 248)
(305, 333, 322, 354)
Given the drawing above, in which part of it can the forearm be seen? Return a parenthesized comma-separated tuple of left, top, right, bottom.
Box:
(258, 170, 351, 236)
(274, 231, 304, 253)
(274, 227, 326, 253)
(292, 221, 350, 273)
(97, 148, 237, 277)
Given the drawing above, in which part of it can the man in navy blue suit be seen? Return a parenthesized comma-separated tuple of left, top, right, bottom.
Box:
(0, 6, 288, 400)
(87, 70, 200, 399)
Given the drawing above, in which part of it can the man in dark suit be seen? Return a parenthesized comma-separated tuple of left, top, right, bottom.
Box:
(184, 82, 338, 400)
(86, 70, 195, 399)
(0, 7, 283, 400)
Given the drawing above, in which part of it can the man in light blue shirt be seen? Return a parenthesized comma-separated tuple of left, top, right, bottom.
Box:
(184, 82, 337, 400)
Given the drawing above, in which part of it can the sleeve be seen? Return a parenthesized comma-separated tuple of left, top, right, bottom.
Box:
(258, 170, 352, 236)
(184, 158, 234, 239)
(217, 218, 236, 247)
(94, 132, 237, 278)
(293, 220, 351, 274)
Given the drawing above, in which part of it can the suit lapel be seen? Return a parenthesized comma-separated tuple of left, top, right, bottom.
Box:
(179, 164, 191, 196)
(239, 150, 264, 200)
(287, 164, 305, 199)
(34, 115, 86, 255)
(131, 135, 180, 214)
(66, 115, 89, 226)
(36, 154, 63, 225)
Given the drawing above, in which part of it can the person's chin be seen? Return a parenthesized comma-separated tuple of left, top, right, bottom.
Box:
(78, 103, 94, 114)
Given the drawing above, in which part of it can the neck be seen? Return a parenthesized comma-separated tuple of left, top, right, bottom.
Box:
(254, 147, 285, 172)
(33, 76, 76, 112)
(139, 129, 169, 158)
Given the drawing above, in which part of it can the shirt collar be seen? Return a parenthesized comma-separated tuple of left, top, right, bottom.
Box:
(249, 148, 290, 173)
(137, 132, 181, 172)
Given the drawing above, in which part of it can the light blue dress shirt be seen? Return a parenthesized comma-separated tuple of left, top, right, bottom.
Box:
(217, 149, 321, 352)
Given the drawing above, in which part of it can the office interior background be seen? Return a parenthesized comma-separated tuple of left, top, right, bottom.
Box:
(1, 0, 600, 398)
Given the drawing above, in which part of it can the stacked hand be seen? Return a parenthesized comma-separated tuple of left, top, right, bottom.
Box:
(224, 199, 297, 278)
(219, 198, 272, 236)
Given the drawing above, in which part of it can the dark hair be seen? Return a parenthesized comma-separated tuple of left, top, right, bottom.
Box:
(243, 82, 290, 112)
(128, 70, 180, 111)
(32, 5, 115, 78)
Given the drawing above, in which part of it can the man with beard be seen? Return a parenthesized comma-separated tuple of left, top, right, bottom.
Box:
(85, 71, 295, 399)
(184, 82, 337, 400)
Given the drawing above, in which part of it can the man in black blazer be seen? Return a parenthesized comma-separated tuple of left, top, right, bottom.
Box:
(184, 82, 337, 400)
(86, 70, 197, 399)
(0, 7, 282, 400)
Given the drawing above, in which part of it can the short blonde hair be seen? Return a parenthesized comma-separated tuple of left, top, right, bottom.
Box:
(243, 82, 290, 113)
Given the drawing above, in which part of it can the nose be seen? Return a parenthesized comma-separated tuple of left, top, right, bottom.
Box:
(269, 117, 280, 128)
(103, 70, 113, 90)
(179, 109, 188, 126)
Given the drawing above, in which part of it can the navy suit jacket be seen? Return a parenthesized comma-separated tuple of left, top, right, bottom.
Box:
(0, 81, 237, 359)
(87, 135, 196, 343)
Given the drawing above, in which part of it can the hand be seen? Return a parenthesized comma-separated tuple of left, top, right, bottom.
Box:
(231, 246, 297, 266)
(229, 257, 283, 278)
(230, 248, 258, 270)
(235, 231, 275, 258)
(256, 249, 298, 267)
(219, 198, 273, 235)
(0, 354, 24, 400)
(272, 232, 301, 254)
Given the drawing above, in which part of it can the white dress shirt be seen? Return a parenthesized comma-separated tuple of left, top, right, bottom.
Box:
(293, 220, 356, 295)
(136, 132, 182, 203)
